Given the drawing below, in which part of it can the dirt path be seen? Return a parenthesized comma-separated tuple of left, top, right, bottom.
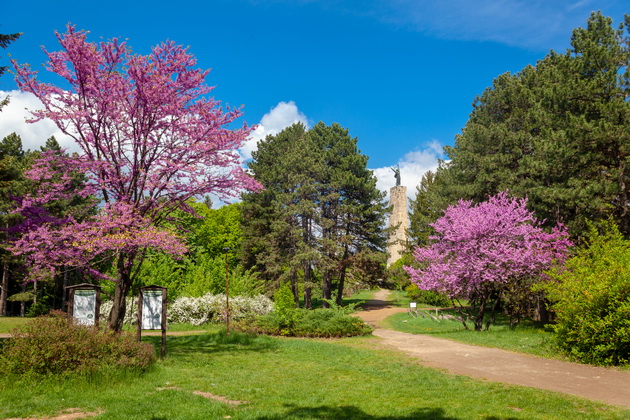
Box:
(354, 289, 630, 410)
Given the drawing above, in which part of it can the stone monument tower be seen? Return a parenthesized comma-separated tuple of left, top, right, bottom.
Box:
(387, 166, 409, 266)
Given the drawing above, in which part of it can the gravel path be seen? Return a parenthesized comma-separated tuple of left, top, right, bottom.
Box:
(354, 289, 630, 410)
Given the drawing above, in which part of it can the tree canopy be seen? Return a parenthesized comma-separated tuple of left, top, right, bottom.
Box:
(242, 122, 387, 307)
(405, 191, 572, 331)
(412, 12, 630, 240)
(10, 26, 260, 330)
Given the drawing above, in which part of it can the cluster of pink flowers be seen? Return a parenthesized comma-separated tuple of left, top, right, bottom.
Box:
(10, 26, 261, 281)
(405, 191, 573, 298)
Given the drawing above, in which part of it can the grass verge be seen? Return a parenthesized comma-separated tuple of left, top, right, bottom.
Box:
(1, 329, 627, 419)
(0, 316, 30, 334)
(383, 290, 564, 358)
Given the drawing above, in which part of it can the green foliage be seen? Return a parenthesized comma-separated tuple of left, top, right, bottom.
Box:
(25, 300, 51, 318)
(0, 311, 155, 376)
(178, 201, 244, 267)
(422, 12, 630, 239)
(242, 122, 387, 307)
(247, 307, 373, 338)
(543, 222, 630, 365)
(130, 251, 263, 300)
(385, 253, 415, 289)
(404, 283, 451, 307)
(1, 330, 625, 419)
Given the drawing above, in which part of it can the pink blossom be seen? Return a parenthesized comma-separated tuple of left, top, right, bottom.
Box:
(405, 191, 573, 299)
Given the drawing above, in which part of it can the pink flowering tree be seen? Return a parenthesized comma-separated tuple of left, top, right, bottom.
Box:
(11, 26, 261, 331)
(405, 191, 572, 331)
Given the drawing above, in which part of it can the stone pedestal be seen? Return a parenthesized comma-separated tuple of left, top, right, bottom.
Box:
(387, 185, 408, 266)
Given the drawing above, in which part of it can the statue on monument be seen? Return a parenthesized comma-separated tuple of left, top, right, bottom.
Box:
(391, 165, 401, 186)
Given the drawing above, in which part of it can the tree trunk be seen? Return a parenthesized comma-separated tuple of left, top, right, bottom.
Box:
(335, 246, 350, 305)
(19, 283, 25, 317)
(61, 268, 68, 312)
(303, 286, 311, 309)
(303, 257, 312, 309)
(0, 261, 8, 316)
(290, 271, 300, 308)
(336, 267, 346, 306)
(321, 270, 332, 308)
(107, 253, 134, 332)
(484, 290, 502, 331)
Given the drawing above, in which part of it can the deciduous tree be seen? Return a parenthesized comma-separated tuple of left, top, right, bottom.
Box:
(405, 191, 572, 331)
(11, 26, 260, 331)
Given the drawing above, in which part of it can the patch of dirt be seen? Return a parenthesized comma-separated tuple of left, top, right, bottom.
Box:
(354, 289, 630, 410)
(156, 385, 248, 405)
(6, 407, 103, 420)
(193, 391, 248, 405)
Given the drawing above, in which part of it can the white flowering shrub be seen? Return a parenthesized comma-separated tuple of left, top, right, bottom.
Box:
(100, 294, 274, 326)
(168, 293, 274, 325)
(99, 298, 138, 325)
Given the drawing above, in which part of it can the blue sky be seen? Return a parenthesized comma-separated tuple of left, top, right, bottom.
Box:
(1, 0, 627, 201)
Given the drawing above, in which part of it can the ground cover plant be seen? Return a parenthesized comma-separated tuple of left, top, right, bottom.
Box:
(0, 329, 627, 419)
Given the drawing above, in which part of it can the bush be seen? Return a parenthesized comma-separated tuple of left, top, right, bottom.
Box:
(167, 293, 274, 325)
(0, 311, 156, 376)
(543, 223, 630, 365)
(99, 293, 274, 326)
(242, 306, 373, 338)
(405, 284, 451, 307)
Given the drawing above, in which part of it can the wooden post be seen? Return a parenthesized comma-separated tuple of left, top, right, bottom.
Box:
(136, 291, 143, 343)
(225, 248, 230, 335)
(161, 288, 167, 358)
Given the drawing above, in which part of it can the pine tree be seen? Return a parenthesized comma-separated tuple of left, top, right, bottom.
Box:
(241, 122, 387, 306)
(435, 12, 630, 239)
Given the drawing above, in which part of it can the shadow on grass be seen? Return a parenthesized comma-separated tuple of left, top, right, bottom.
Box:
(143, 330, 278, 357)
(255, 404, 509, 419)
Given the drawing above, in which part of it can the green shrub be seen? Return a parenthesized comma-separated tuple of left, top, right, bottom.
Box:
(26, 301, 51, 318)
(543, 223, 630, 365)
(0, 311, 156, 376)
(241, 307, 372, 338)
(405, 284, 451, 307)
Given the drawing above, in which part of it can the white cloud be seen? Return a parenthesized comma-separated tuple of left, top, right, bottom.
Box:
(372, 140, 445, 204)
(240, 100, 308, 160)
(0, 90, 77, 152)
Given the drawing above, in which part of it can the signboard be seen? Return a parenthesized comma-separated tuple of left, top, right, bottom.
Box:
(141, 289, 163, 330)
(73, 289, 97, 326)
(410, 302, 417, 308)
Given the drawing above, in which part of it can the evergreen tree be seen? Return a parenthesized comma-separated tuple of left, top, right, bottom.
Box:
(1, 31, 21, 111)
(241, 122, 387, 306)
(433, 12, 630, 239)
(0, 133, 27, 315)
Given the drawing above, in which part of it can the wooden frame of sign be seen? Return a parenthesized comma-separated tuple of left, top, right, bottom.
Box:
(137, 285, 167, 358)
(65, 283, 102, 327)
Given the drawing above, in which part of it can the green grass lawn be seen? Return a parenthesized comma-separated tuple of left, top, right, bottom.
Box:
(1, 328, 628, 419)
(0, 317, 30, 334)
(384, 311, 559, 358)
(382, 290, 561, 358)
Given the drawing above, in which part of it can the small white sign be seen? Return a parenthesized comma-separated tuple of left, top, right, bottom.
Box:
(410, 302, 417, 308)
(74, 289, 96, 326)
(142, 290, 163, 330)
